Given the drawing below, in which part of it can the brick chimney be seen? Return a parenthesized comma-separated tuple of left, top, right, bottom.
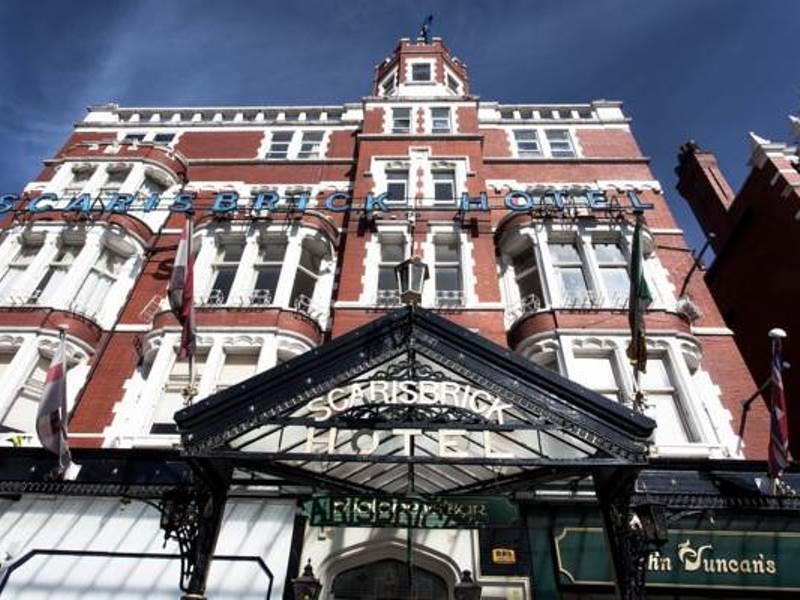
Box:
(675, 140, 736, 253)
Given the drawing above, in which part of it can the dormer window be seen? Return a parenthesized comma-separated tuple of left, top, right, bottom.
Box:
(411, 63, 432, 82)
(380, 72, 397, 96)
(446, 74, 460, 94)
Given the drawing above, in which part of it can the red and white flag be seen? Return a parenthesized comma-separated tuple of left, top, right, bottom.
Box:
(35, 334, 71, 474)
(768, 337, 792, 479)
(168, 218, 195, 359)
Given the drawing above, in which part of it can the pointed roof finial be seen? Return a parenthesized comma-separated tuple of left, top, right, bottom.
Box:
(418, 14, 433, 43)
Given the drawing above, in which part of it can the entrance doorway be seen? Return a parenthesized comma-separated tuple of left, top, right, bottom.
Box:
(331, 558, 449, 600)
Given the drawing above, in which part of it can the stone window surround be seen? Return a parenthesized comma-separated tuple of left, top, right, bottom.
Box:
(0, 331, 91, 446)
(519, 332, 736, 459)
(505, 126, 581, 159)
(359, 223, 411, 306)
(370, 155, 468, 208)
(0, 224, 143, 329)
(257, 128, 330, 161)
(105, 330, 311, 447)
(498, 221, 667, 326)
(191, 221, 336, 327)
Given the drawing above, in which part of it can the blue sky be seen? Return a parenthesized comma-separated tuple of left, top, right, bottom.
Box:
(1, 0, 798, 252)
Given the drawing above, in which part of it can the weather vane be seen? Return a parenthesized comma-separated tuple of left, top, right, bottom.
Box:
(419, 14, 433, 43)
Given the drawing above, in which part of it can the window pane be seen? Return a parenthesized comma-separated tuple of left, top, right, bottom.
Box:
(573, 355, 619, 392)
(647, 393, 693, 444)
(513, 246, 537, 273)
(412, 63, 431, 81)
(260, 239, 287, 262)
(378, 266, 398, 291)
(221, 243, 244, 262)
(435, 266, 461, 292)
(381, 240, 405, 263)
(558, 268, 589, 299)
(154, 133, 175, 143)
(600, 268, 629, 302)
(152, 351, 208, 433)
(210, 268, 236, 302)
(216, 353, 259, 391)
(299, 247, 322, 274)
(549, 243, 581, 263)
(253, 266, 281, 301)
(517, 271, 543, 302)
(386, 182, 406, 203)
(434, 182, 454, 202)
(272, 131, 294, 141)
(641, 357, 673, 390)
(1, 355, 49, 433)
(290, 269, 317, 306)
(435, 238, 459, 263)
(594, 242, 626, 263)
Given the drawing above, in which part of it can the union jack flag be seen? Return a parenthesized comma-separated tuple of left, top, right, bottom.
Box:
(768, 337, 792, 479)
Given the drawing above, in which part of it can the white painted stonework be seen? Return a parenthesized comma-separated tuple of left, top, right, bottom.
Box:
(0, 496, 296, 599)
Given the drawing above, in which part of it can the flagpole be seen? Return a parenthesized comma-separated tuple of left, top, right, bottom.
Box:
(183, 212, 197, 407)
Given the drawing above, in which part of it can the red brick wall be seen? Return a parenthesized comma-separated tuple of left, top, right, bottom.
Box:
(176, 131, 263, 159)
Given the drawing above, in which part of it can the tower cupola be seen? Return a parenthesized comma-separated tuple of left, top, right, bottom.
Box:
(372, 37, 470, 98)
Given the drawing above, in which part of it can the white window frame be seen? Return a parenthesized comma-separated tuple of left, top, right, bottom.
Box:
(297, 130, 325, 160)
(411, 62, 432, 82)
(430, 107, 451, 134)
(432, 169, 456, 206)
(265, 130, 295, 159)
(544, 129, 577, 158)
(385, 168, 409, 206)
(431, 233, 464, 308)
(512, 129, 543, 158)
(380, 70, 398, 96)
(391, 107, 412, 134)
(375, 233, 407, 306)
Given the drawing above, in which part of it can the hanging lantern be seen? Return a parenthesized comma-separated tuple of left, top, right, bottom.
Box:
(454, 569, 482, 600)
(292, 560, 322, 600)
(395, 256, 429, 305)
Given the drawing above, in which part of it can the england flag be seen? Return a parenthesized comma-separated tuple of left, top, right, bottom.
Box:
(35, 335, 71, 474)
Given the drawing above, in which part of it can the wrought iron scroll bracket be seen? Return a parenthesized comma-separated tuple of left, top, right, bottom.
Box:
(154, 464, 228, 598)
(596, 468, 662, 600)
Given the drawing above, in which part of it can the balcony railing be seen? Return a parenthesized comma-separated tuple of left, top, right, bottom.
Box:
(375, 289, 401, 306)
(435, 289, 464, 308)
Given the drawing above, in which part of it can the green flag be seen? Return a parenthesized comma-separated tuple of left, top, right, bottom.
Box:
(627, 213, 653, 372)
